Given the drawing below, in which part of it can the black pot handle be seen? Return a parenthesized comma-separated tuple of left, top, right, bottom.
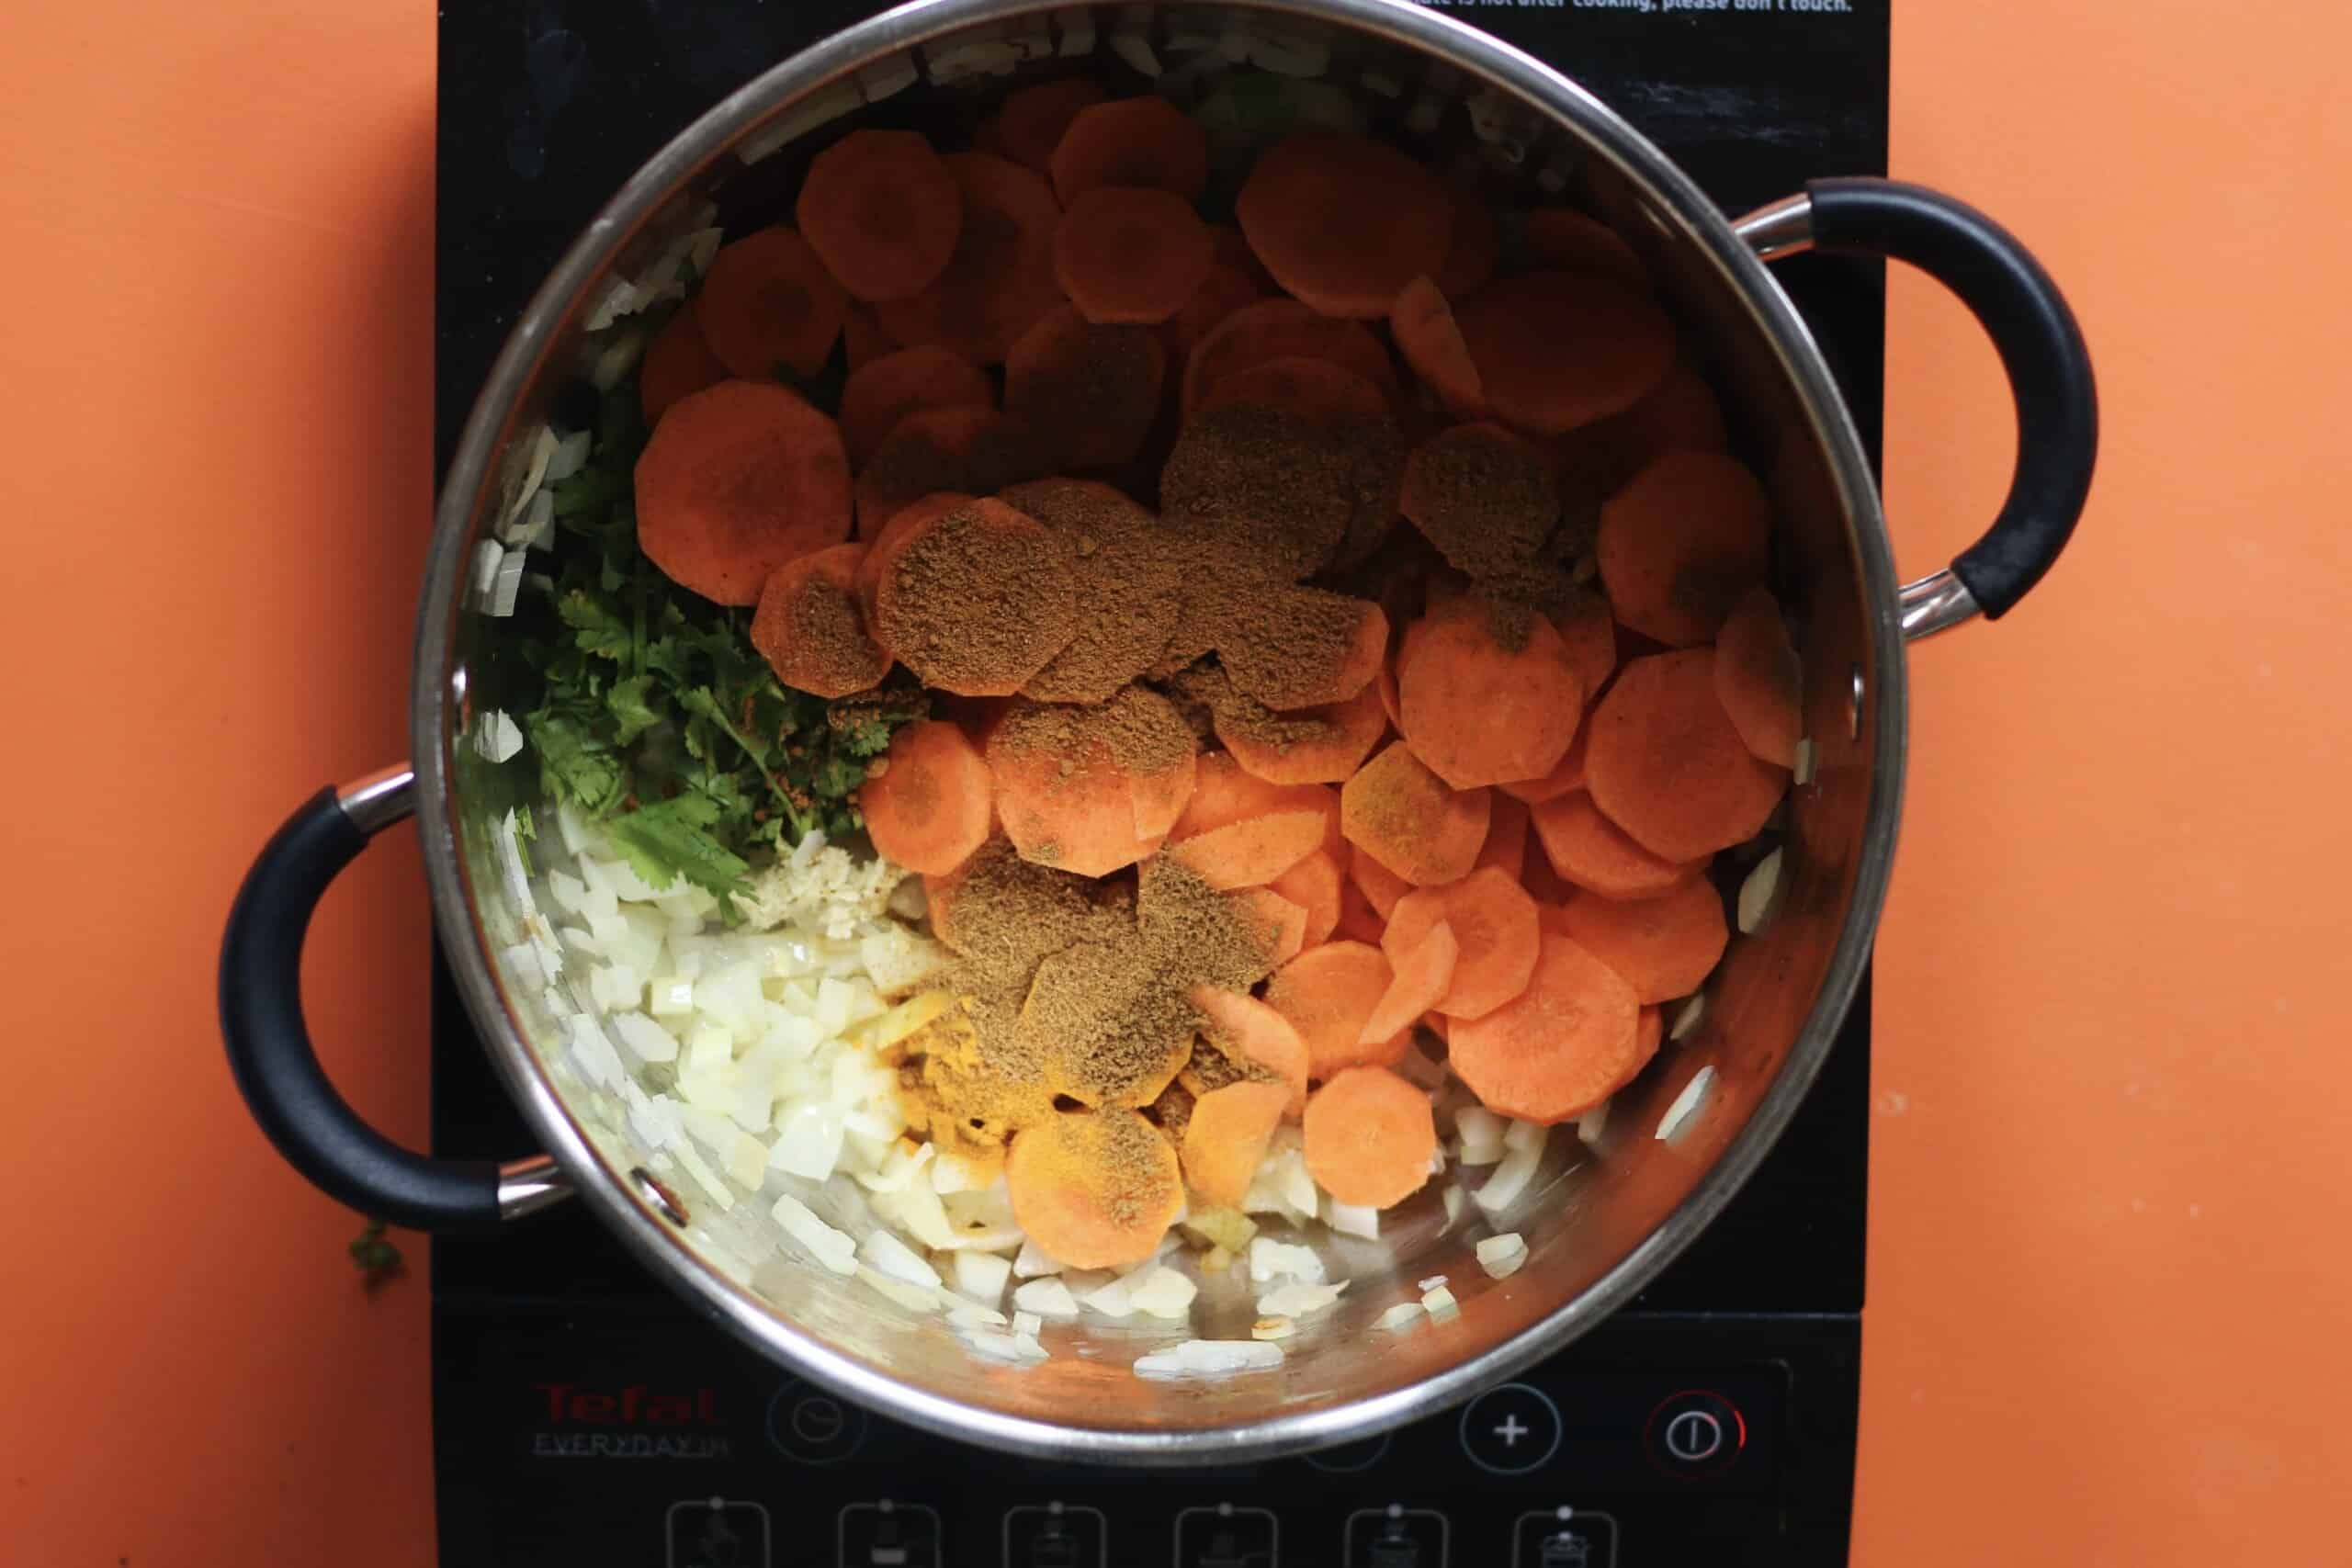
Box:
(220, 764, 568, 1231)
(1736, 178, 2098, 636)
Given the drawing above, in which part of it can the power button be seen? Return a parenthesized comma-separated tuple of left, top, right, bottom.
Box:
(1643, 1391, 1745, 1477)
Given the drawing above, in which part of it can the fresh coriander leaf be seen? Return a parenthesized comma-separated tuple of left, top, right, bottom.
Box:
(605, 674, 666, 745)
(349, 1219, 402, 1282)
(606, 791, 750, 902)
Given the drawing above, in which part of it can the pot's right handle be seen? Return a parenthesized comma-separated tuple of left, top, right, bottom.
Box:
(1735, 178, 2098, 637)
(220, 764, 571, 1231)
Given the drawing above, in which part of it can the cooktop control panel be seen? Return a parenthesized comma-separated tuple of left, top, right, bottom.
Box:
(431, 1309, 1854, 1565)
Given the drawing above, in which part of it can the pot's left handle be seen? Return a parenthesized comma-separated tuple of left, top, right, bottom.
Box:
(220, 764, 571, 1231)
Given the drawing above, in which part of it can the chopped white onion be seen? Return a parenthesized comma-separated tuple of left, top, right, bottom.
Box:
(1476, 1141, 1544, 1214)
(1080, 1273, 1137, 1318)
(1793, 737, 1818, 786)
(1669, 993, 1708, 1043)
(544, 427, 593, 483)
(1476, 1233, 1529, 1279)
(946, 1301, 1008, 1329)
(1454, 1105, 1507, 1166)
(1258, 1280, 1345, 1318)
(1251, 1316, 1295, 1341)
(1421, 1284, 1460, 1320)
(770, 1194, 856, 1276)
(609, 1010, 678, 1066)
(1504, 1118, 1549, 1155)
(1133, 1340, 1284, 1381)
(1248, 1237, 1326, 1285)
(1738, 848, 1784, 934)
(856, 1264, 940, 1313)
(1323, 1198, 1380, 1240)
(964, 1328, 1049, 1364)
(1012, 1237, 1063, 1279)
(1657, 1066, 1718, 1142)
(1127, 1265, 1199, 1320)
(1418, 1275, 1449, 1292)
(952, 1248, 1012, 1303)
(1013, 1277, 1080, 1319)
(1375, 1303, 1425, 1331)
(472, 709, 524, 763)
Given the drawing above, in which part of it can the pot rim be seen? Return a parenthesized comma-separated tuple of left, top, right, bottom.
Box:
(411, 0, 1905, 1463)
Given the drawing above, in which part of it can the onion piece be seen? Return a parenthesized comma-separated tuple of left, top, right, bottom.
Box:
(1476, 1233, 1529, 1279)
(1657, 1066, 1718, 1142)
(1738, 848, 1784, 933)
(1132, 1340, 1284, 1380)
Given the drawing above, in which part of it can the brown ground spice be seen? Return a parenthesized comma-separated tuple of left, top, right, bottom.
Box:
(1400, 422, 1561, 581)
(870, 496, 1080, 694)
(1023, 1105, 1182, 1230)
(858, 407, 1048, 529)
(991, 682, 1194, 778)
(749, 561, 890, 695)
(1002, 311, 1166, 471)
(1023, 942, 1195, 1108)
(1216, 583, 1374, 711)
(1144, 1077, 1196, 1145)
(1159, 403, 1366, 578)
(999, 479, 1194, 704)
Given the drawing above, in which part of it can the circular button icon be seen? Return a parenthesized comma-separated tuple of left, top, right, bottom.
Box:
(765, 1380, 868, 1465)
(1304, 1432, 1392, 1473)
(1458, 1382, 1563, 1476)
(1645, 1390, 1745, 1477)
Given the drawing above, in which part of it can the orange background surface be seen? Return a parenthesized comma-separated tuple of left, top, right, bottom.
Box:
(1, 2, 2343, 1562)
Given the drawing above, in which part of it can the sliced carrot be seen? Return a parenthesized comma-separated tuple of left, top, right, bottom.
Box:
(1220, 590, 1389, 710)
(1170, 755, 1341, 852)
(996, 76, 1107, 174)
(1167, 809, 1327, 892)
(695, 227, 849, 380)
(1007, 1107, 1183, 1269)
(1162, 263, 1271, 365)
(995, 478, 1187, 704)
(1529, 791, 1703, 901)
(854, 490, 970, 623)
(1396, 601, 1586, 789)
(639, 304, 727, 425)
(1231, 887, 1308, 967)
(1182, 1080, 1292, 1206)
(1382, 866, 1542, 1021)
(1341, 742, 1492, 888)
(1264, 942, 1403, 1078)
(1130, 746, 1201, 845)
(1433, 180, 1499, 299)
(1270, 849, 1343, 950)
(1179, 298, 1400, 416)
(1303, 1066, 1437, 1209)
(1377, 661, 1401, 728)
(1054, 186, 1215, 325)
(875, 152, 1062, 366)
(1048, 96, 1210, 204)
(1350, 843, 1412, 921)
(1333, 869, 1386, 945)
(1477, 793, 1531, 878)
(1596, 449, 1773, 647)
(1521, 842, 1576, 908)
(1360, 919, 1458, 1045)
(795, 130, 964, 303)
(836, 345, 993, 468)
(1216, 682, 1386, 787)
(1636, 1005, 1664, 1058)
(841, 300, 898, 372)
(1002, 304, 1167, 470)
(869, 498, 1078, 697)
(1449, 931, 1646, 1123)
(1399, 423, 1560, 579)
(1713, 584, 1802, 767)
(1545, 361, 1732, 501)
(1190, 984, 1310, 1114)
(1498, 723, 1590, 806)
(1235, 130, 1452, 319)
(859, 719, 994, 875)
(1521, 207, 1648, 290)
(853, 405, 1046, 538)
(1552, 878, 1728, 1003)
(1586, 649, 1789, 862)
(1551, 592, 1618, 697)
(1197, 355, 1389, 423)
(1454, 272, 1674, 435)
(1389, 276, 1486, 420)
(749, 542, 889, 698)
(634, 379, 852, 606)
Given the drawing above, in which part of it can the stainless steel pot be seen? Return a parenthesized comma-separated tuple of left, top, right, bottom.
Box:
(221, 0, 2093, 1463)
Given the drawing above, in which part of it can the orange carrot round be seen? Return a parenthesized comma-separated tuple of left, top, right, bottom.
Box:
(1389, 276, 1486, 420)
(1190, 984, 1311, 1114)
(1585, 649, 1788, 863)
(854, 490, 970, 623)
(1303, 1066, 1437, 1209)
(1350, 842, 1411, 922)
(1048, 96, 1210, 205)
(1130, 748, 1200, 847)
(1054, 186, 1215, 325)
(1231, 887, 1309, 967)
(1596, 449, 1773, 647)
(1167, 809, 1328, 892)
(1171, 756, 1343, 852)
(1398, 423, 1560, 580)
(1270, 848, 1344, 950)
(1498, 721, 1590, 806)
(639, 304, 728, 426)
(1529, 790, 1704, 902)
(853, 405, 1046, 538)
(1002, 304, 1167, 470)
(1197, 355, 1389, 423)
(1220, 590, 1391, 711)
(1551, 878, 1728, 1003)
(1521, 207, 1648, 289)
(1382, 865, 1542, 1020)
(1182, 1079, 1292, 1206)
(795, 130, 964, 303)
(1235, 130, 1453, 319)
(875, 152, 1063, 366)
(695, 227, 850, 380)
(1265, 941, 1402, 1078)
(1006, 1107, 1183, 1269)
(860, 719, 995, 876)
(1551, 593, 1618, 698)
(1216, 682, 1387, 787)
(1396, 602, 1587, 789)
(1179, 298, 1400, 415)
(1433, 180, 1499, 299)
(1359, 919, 1457, 1046)
(837, 346, 994, 468)
(1162, 263, 1272, 365)
(749, 542, 889, 698)
(633, 379, 852, 606)
(1449, 931, 1645, 1123)
(1333, 871, 1386, 945)
(1455, 271, 1673, 435)
(1340, 742, 1492, 888)
(1713, 585, 1803, 767)
(1477, 793, 1532, 879)
(841, 299, 899, 372)
(868, 497, 1078, 697)
(997, 77, 1108, 174)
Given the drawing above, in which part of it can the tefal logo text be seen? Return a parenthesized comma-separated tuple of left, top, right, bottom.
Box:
(536, 1383, 721, 1425)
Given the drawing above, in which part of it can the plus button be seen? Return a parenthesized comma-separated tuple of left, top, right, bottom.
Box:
(1493, 1414, 1531, 1447)
(1460, 1383, 1562, 1477)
